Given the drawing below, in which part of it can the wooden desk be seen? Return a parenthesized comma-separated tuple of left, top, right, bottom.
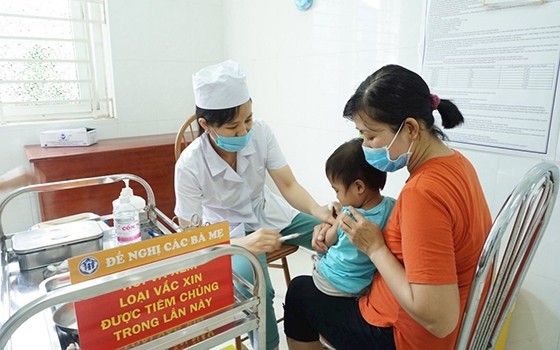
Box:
(25, 134, 177, 221)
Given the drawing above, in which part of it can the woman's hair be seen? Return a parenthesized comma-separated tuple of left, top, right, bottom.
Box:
(194, 106, 240, 137)
(342, 64, 464, 139)
(326, 138, 387, 191)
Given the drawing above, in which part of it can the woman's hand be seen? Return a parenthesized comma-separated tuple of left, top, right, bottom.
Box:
(234, 229, 282, 256)
(339, 206, 386, 257)
(341, 207, 461, 338)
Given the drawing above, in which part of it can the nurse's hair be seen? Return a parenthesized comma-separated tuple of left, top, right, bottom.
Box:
(326, 138, 386, 191)
(342, 64, 464, 139)
(194, 97, 253, 137)
(194, 106, 240, 137)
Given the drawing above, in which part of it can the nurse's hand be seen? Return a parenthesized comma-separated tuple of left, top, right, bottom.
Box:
(328, 201, 342, 218)
(235, 229, 282, 256)
(312, 201, 340, 226)
(339, 206, 385, 257)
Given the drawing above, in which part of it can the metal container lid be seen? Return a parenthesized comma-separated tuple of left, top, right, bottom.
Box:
(12, 220, 104, 254)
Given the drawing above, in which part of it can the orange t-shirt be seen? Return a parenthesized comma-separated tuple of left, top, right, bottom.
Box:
(359, 151, 492, 350)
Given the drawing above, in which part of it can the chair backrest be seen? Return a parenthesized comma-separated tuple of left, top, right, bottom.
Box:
(174, 114, 198, 161)
(456, 162, 559, 350)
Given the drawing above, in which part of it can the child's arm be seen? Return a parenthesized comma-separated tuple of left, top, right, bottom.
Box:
(323, 216, 341, 247)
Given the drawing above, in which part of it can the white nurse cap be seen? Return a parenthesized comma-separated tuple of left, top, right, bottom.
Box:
(192, 60, 251, 110)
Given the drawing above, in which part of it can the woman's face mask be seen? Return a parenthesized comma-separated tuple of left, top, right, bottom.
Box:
(362, 123, 413, 172)
(210, 128, 253, 152)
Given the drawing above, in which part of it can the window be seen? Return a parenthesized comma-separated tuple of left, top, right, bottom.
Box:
(0, 0, 113, 124)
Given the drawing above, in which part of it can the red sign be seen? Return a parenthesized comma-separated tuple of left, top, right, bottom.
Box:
(68, 222, 233, 350)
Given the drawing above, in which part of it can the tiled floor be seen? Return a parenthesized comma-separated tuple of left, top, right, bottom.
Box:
(214, 248, 316, 350)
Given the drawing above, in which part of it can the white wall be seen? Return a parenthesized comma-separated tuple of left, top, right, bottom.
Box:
(223, 1, 560, 349)
(1, 1, 559, 349)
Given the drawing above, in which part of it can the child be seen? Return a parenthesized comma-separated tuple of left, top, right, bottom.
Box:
(312, 138, 396, 297)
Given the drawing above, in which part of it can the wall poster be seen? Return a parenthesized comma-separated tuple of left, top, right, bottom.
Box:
(422, 0, 560, 157)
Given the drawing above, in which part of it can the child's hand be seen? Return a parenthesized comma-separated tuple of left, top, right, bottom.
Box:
(312, 223, 331, 253)
(323, 222, 339, 247)
(314, 216, 342, 254)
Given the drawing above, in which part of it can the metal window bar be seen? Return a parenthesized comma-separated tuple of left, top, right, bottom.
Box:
(1, 79, 91, 84)
(0, 98, 113, 120)
(0, 110, 111, 122)
(455, 162, 559, 350)
(0, 12, 105, 25)
(0, 0, 106, 24)
(0, 56, 87, 61)
(1, 97, 111, 106)
(81, 0, 99, 118)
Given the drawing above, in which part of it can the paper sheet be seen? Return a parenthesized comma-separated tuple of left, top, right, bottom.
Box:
(422, 0, 560, 157)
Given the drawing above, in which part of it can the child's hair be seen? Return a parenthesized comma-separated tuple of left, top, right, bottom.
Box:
(325, 138, 387, 190)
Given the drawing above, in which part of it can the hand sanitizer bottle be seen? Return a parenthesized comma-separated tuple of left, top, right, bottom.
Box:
(112, 180, 146, 213)
(113, 180, 141, 245)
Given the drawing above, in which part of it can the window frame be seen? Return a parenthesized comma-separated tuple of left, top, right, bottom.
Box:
(0, 0, 114, 125)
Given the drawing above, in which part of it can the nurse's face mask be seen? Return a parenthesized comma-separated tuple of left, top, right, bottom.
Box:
(362, 122, 413, 172)
(209, 127, 253, 152)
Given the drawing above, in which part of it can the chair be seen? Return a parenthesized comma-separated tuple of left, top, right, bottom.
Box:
(456, 162, 559, 350)
(174, 114, 198, 160)
(174, 114, 300, 349)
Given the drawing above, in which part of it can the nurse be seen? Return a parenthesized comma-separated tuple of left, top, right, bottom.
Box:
(174, 60, 333, 350)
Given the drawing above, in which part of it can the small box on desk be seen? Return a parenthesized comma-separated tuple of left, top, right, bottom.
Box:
(40, 127, 98, 147)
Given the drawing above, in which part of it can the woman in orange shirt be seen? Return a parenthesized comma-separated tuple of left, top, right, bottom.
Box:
(283, 64, 492, 350)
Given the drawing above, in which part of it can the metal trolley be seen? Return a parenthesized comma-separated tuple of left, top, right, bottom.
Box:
(0, 174, 266, 350)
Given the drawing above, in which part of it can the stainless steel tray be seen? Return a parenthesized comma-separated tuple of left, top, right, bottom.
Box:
(12, 220, 104, 271)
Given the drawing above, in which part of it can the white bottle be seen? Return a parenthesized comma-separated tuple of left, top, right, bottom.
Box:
(112, 180, 146, 213)
(113, 182, 142, 245)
